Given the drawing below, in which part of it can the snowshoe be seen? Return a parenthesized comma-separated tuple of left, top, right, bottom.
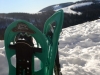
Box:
(4, 10, 64, 75)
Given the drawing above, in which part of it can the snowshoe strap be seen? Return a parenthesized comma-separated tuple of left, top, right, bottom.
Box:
(9, 40, 42, 75)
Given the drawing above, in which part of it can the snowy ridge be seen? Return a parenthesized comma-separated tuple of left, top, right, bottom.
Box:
(53, 5, 62, 10)
(56, 2, 93, 15)
(0, 16, 15, 21)
(68, 2, 93, 9)
(0, 19, 100, 75)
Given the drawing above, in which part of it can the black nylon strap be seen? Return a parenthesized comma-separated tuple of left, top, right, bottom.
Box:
(9, 40, 42, 75)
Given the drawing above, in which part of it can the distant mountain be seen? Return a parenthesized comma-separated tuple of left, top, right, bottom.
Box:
(0, 0, 100, 40)
(39, 1, 100, 27)
(39, 2, 73, 12)
(39, 1, 100, 15)
(0, 11, 55, 40)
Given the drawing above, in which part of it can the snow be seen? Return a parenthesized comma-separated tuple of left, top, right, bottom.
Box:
(53, 5, 62, 10)
(59, 19, 100, 75)
(0, 16, 16, 21)
(56, 2, 93, 15)
(69, 2, 93, 9)
(0, 19, 100, 75)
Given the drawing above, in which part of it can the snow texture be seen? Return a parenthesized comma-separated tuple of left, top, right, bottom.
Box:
(0, 19, 100, 75)
(53, 5, 62, 10)
(56, 2, 93, 15)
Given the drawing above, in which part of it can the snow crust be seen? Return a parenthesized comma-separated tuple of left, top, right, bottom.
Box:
(59, 19, 100, 75)
(0, 19, 100, 75)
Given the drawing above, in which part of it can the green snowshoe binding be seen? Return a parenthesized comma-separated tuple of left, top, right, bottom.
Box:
(4, 10, 64, 75)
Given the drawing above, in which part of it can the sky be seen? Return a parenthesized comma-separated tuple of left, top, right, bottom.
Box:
(0, 0, 79, 13)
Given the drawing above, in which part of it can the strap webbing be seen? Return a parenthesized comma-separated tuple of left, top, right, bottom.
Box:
(9, 40, 42, 75)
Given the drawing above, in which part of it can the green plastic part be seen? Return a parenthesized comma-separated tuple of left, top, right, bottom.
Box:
(4, 10, 64, 75)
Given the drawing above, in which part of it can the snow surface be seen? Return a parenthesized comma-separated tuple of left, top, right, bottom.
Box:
(56, 2, 93, 15)
(0, 19, 100, 75)
(53, 5, 62, 10)
(68, 2, 93, 9)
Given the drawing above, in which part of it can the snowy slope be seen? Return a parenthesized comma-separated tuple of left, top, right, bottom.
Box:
(59, 19, 100, 75)
(39, 2, 73, 12)
(55, 2, 93, 15)
(0, 19, 100, 75)
(41, 1, 93, 15)
(53, 5, 62, 10)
